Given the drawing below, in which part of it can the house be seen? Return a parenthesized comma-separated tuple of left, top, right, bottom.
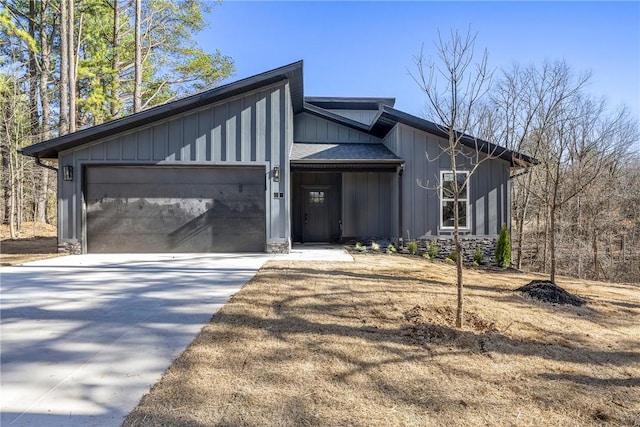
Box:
(22, 61, 536, 255)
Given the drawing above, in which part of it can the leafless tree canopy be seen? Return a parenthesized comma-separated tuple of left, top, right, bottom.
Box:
(483, 61, 639, 283)
(413, 28, 640, 292)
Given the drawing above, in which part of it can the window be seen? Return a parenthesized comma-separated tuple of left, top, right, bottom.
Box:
(309, 191, 325, 204)
(440, 171, 470, 229)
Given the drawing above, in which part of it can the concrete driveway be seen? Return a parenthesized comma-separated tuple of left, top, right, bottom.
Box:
(1, 253, 271, 427)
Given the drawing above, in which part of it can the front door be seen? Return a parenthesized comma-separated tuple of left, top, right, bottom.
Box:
(303, 188, 330, 242)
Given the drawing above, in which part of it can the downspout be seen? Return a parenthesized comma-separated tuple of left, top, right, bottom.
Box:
(35, 156, 58, 172)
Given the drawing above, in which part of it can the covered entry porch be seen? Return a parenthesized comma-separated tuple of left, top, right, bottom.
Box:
(291, 162, 401, 243)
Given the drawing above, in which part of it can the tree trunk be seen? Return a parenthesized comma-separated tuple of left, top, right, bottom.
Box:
(515, 186, 531, 270)
(451, 141, 463, 329)
(16, 157, 24, 234)
(543, 203, 549, 273)
(550, 203, 557, 283)
(592, 228, 598, 280)
(9, 164, 16, 239)
(2, 137, 10, 224)
(111, 0, 120, 117)
(133, 0, 142, 112)
(60, 0, 69, 133)
(34, 1, 51, 223)
(68, 0, 76, 132)
(455, 228, 463, 328)
(576, 194, 582, 278)
(27, 0, 38, 134)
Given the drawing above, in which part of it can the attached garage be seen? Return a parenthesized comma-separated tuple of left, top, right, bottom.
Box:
(85, 166, 266, 253)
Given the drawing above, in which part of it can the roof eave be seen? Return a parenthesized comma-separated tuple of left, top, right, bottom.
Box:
(22, 61, 304, 159)
(301, 103, 372, 133)
(291, 159, 404, 164)
(375, 106, 539, 168)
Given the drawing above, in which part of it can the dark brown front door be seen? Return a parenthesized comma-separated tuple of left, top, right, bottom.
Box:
(303, 188, 330, 242)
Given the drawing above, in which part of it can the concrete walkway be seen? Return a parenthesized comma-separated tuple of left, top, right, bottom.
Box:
(1, 253, 271, 427)
(273, 244, 353, 262)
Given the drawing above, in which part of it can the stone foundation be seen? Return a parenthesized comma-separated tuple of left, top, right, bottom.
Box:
(403, 236, 498, 264)
(58, 240, 82, 255)
(267, 240, 290, 254)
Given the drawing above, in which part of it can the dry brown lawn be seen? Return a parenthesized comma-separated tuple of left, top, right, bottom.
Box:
(0, 222, 61, 266)
(124, 254, 640, 427)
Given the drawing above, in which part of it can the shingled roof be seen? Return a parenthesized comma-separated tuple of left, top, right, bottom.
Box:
(291, 143, 402, 162)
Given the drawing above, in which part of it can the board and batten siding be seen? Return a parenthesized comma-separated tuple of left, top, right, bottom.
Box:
(391, 123, 510, 238)
(342, 172, 396, 238)
(57, 80, 293, 250)
(294, 113, 380, 143)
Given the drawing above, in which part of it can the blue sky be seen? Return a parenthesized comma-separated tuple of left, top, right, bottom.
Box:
(199, 1, 640, 125)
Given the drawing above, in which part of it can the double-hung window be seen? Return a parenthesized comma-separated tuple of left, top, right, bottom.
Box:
(440, 171, 470, 229)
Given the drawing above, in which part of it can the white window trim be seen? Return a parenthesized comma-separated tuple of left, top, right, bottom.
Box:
(439, 170, 471, 230)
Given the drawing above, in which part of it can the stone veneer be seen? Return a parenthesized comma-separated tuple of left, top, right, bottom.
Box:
(405, 237, 499, 264)
(267, 240, 290, 254)
(57, 240, 292, 255)
(58, 240, 82, 255)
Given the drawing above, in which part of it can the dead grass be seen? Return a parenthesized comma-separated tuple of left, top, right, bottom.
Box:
(0, 221, 61, 266)
(123, 254, 640, 427)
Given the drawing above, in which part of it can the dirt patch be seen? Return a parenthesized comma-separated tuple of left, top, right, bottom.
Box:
(517, 280, 585, 306)
(1, 222, 60, 266)
(403, 305, 497, 349)
(123, 255, 640, 427)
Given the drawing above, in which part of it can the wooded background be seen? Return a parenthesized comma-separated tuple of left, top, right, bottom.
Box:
(2, 5, 639, 283)
(1, 0, 233, 236)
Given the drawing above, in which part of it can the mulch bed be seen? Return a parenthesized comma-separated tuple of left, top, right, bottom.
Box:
(516, 280, 585, 306)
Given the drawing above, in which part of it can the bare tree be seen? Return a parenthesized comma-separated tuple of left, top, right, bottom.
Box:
(412, 28, 493, 328)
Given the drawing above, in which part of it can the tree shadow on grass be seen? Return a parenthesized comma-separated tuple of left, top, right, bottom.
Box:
(538, 373, 640, 387)
(265, 265, 452, 287)
(211, 308, 639, 368)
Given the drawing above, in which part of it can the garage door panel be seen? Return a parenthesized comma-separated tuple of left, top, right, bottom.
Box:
(88, 166, 265, 185)
(87, 183, 265, 201)
(86, 167, 266, 253)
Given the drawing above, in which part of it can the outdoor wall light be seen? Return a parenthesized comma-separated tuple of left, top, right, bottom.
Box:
(63, 165, 73, 181)
(273, 166, 280, 182)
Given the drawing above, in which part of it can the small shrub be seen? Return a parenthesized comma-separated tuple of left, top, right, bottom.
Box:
(354, 242, 367, 252)
(386, 244, 397, 254)
(445, 257, 455, 264)
(471, 260, 479, 267)
(407, 241, 418, 255)
(427, 242, 438, 258)
(473, 246, 484, 263)
(448, 251, 458, 262)
(371, 241, 380, 251)
(423, 253, 431, 260)
(495, 224, 512, 268)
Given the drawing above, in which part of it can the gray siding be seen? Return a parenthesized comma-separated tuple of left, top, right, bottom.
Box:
(58, 81, 293, 250)
(294, 113, 380, 143)
(396, 123, 510, 238)
(382, 124, 399, 156)
(326, 109, 379, 126)
(342, 172, 394, 238)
